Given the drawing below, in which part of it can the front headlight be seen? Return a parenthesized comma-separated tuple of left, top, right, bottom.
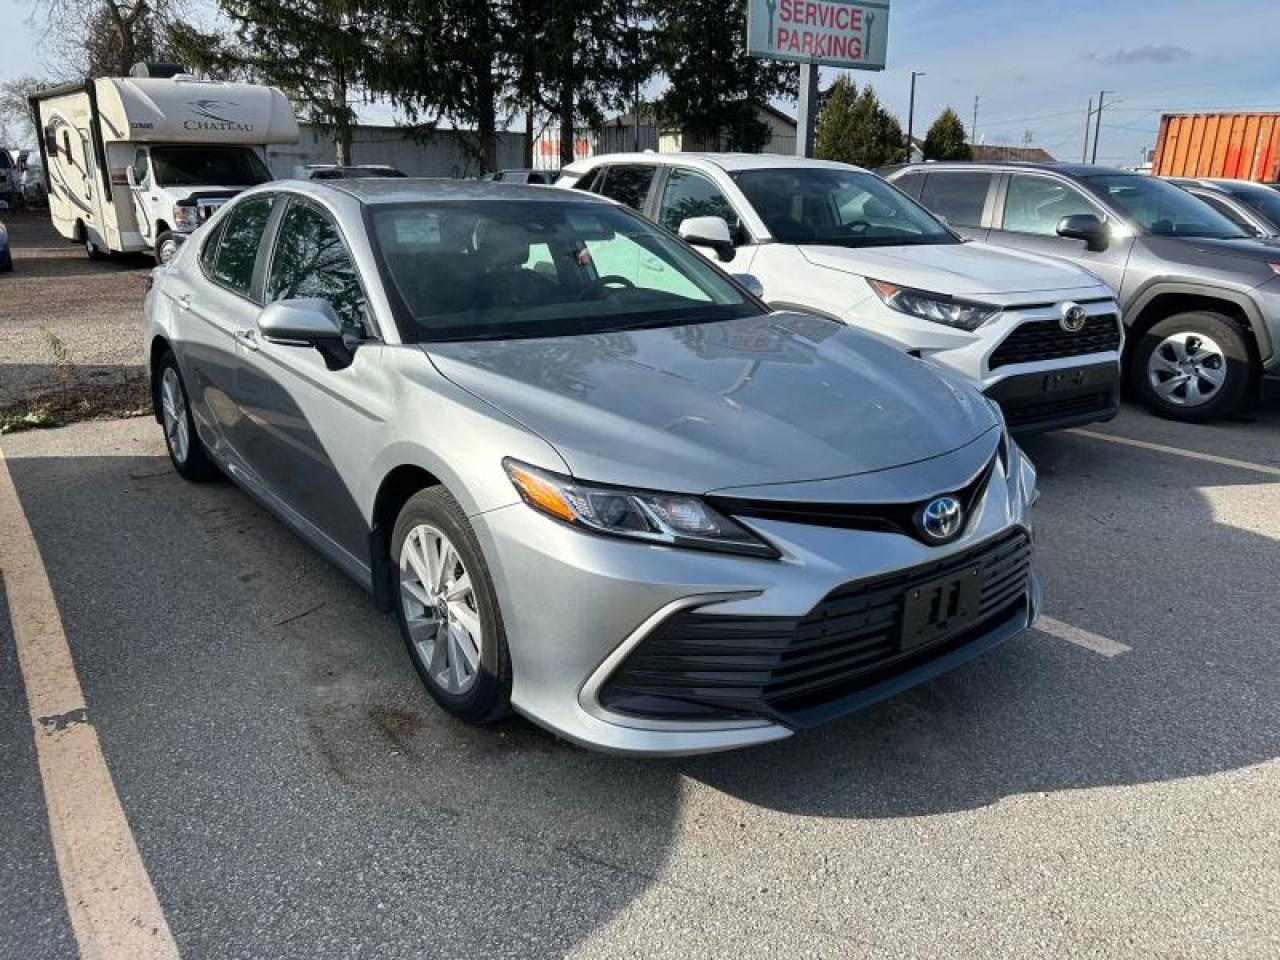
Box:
(868, 279, 1000, 331)
(504, 459, 778, 559)
(172, 204, 200, 230)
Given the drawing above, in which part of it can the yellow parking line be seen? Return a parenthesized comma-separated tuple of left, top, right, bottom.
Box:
(0, 445, 181, 960)
(1069, 429, 1280, 478)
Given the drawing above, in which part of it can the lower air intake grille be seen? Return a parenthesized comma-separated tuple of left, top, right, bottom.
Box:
(598, 529, 1032, 725)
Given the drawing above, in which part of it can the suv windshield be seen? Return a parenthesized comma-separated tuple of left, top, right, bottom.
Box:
(1221, 182, 1280, 226)
(1085, 174, 1248, 239)
(150, 146, 272, 187)
(734, 168, 958, 247)
(370, 200, 757, 342)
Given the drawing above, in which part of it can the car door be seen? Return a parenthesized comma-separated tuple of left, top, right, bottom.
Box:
(233, 195, 386, 564)
(654, 166, 758, 274)
(914, 170, 996, 240)
(171, 194, 277, 468)
(128, 148, 153, 243)
(986, 172, 1133, 293)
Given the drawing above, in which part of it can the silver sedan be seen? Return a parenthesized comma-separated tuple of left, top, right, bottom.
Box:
(144, 178, 1041, 755)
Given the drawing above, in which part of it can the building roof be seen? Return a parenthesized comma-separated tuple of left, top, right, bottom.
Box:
(970, 145, 1057, 163)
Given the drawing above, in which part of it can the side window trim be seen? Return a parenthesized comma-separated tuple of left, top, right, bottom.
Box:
(263, 195, 380, 340)
(994, 172, 1109, 235)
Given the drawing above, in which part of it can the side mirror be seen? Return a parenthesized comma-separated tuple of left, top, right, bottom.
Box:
(257, 298, 354, 371)
(733, 273, 764, 299)
(1057, 213, 1110, 252)
(679, 215, 735, 262)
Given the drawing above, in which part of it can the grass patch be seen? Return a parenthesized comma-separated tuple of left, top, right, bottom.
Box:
(0, 374, 151, 434)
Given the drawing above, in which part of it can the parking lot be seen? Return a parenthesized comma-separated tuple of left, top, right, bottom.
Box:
(2, 217, 1279, 959)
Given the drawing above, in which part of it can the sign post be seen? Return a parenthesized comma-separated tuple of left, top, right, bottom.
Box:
(747, 0, 892, 158)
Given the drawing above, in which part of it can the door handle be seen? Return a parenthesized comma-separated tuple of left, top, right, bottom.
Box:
(235, 328, 260, 351)
(176, 293, 191, 311)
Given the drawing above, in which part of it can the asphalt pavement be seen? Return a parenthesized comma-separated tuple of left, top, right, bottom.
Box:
(1, 401, 1277, 959)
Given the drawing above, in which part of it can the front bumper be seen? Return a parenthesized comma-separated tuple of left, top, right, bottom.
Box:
(986, 360, 1121, 433)
(471, 447, 1040, 756)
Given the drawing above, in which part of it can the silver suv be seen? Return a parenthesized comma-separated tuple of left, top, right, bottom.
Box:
(887, 162, 1280, 422)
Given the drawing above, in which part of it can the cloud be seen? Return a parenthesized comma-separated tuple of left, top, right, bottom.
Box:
(1082, 44, 1192, 65)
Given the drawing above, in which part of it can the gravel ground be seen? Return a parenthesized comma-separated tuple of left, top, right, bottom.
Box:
(0, 210, 151, 408)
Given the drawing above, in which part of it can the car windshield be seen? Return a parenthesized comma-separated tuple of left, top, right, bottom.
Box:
(150, 146, 272, 187)
(1221, 182, 1280, 226)
(1084, 174, 1248, 239)
(733, 168, 958, 247)
(369, 200, 758, 342)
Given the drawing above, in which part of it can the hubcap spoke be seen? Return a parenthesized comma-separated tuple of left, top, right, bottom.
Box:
(1148, 332, 1225, 407)
(398, 523, 484, 695)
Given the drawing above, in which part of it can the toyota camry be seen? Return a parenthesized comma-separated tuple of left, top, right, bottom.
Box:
(144, 178, 1041, 755)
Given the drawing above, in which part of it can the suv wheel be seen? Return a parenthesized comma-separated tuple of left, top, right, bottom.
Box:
(1133, 311, 1254, 422)
(391, 487, 512, 724)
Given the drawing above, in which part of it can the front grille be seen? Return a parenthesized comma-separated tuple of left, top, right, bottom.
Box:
(989, 314, 1121, 369)
(598, 529, 1032, 725)
(1002, 390, 1113, 430)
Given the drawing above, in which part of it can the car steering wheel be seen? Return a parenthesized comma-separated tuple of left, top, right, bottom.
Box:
(581, 275, 636, 300)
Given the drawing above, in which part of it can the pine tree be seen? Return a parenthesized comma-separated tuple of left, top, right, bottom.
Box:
(923, 108, 973, 161)
(814, 77, 903, 169)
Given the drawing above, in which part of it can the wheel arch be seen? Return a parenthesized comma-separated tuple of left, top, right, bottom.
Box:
(148, 334, 173, 423)
(369, 464, 443, 612)
(1126, 283, 1268, 374)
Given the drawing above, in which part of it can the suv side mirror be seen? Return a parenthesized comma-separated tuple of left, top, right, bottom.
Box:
(679, 216, 735, 262)
(733, 273, 764, 298)
(258, 298, 354, 370)
(1057, 213, 1110, 252)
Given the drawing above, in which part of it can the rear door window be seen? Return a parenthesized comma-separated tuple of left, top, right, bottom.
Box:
(210, 195, 276, 297)
(918, 172, 994, 227)
(597, 164, 656, 211)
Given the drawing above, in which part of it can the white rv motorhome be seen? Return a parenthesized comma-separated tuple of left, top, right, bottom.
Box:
(30, 67, 298, 261)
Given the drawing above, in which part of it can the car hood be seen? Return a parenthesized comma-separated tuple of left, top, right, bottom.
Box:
(1143, 235, 1280, 285)
(798, 240, 1103, 297)
(424, 312, 998, 495)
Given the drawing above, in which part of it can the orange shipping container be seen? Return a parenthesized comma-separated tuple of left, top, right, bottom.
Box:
(1152, 113, 1280, 182)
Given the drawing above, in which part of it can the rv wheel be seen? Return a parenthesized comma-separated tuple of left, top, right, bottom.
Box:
(84, 237, 104, 261)
(155, 231, 177, 264)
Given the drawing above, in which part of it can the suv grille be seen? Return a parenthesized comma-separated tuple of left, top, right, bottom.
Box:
(989, 314, 1121, 369)
(598, 529, 1032, 726)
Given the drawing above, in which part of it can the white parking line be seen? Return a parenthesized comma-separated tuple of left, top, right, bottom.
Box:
(1036, 615, 1131, 658)
(0, 445, 181, 960)
(1069, 429, 1280, 478)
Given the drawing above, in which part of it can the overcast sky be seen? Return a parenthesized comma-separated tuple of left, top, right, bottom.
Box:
(5, 0, 1278, 166)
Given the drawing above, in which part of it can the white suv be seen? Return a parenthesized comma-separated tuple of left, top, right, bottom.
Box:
(557, 153, 1124, 432)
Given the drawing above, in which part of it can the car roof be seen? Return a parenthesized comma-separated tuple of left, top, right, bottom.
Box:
(567, 152, 867, 175)
(308, 177, 611, 205)
(892, 160, 1133, 179)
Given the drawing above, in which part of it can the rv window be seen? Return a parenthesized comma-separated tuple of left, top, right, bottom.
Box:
(151, 146, 271, 188)
(61, 131, 72, 165)
(211, 195, 276, 296)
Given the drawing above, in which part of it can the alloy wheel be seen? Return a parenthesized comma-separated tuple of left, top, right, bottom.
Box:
(398, 523, 482, 695)
(160, 367, 190, 463)
(1146, 331, 1227, 408)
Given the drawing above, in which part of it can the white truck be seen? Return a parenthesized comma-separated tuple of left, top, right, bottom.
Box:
(30, 66, 298, 262)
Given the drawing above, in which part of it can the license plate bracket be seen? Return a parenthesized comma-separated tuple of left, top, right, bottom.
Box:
(900, 566, 983, 651)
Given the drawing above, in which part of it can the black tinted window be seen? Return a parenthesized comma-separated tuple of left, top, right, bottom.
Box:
(658, 168, 739, 232)
(598, 165, 656, 210)
(212, 196, 275, 295)
(267, 201, 368, 334)
(199, 218, 226, 273)
(918, 172, 993, 227)
(151, 146, 271, 187)
(572, 168, 604, 193)
(893, 172, 926, 200)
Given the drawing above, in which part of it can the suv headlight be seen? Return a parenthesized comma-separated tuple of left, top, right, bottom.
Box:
(504, 459, 778, 558)
(172, 204, 200, 230)
(868, 279, 1000, 331)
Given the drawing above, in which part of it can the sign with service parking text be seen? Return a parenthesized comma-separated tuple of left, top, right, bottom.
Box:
(748, 0, 890, 70)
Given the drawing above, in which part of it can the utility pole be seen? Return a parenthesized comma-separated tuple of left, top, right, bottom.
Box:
(971, 95, 980, 145)
(1081, 97, 1093, 162)
(1090, 90, 1112, 164)
(904, 71, 924, 163)
(795, 63, 820, 158)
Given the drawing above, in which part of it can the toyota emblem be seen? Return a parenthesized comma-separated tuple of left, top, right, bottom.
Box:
(1060, 303, 1087, 333)
(918, 496, 964, 543)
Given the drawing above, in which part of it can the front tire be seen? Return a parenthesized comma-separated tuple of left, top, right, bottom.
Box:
(391, 488, 512, 724)
(1132, 311, 1254, 422)
(155, 351, 218, 481)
